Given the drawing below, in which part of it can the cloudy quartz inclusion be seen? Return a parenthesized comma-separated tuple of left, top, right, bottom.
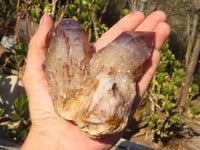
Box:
(45, 19, 155, 138)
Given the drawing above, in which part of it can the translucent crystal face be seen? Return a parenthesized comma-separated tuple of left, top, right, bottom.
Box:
(45, 19, 155, 138)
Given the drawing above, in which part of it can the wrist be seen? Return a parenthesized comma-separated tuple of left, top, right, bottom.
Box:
(21, 127, 62, 150)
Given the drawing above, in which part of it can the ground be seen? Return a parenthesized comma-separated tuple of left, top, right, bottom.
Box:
(126, 95, 200, 150)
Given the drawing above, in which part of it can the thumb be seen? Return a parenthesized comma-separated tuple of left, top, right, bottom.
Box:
(25, 14, 54, 73)
(23, 14, 55, 116)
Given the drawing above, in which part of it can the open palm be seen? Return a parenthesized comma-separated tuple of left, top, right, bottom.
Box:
(22, 11, 170, 150)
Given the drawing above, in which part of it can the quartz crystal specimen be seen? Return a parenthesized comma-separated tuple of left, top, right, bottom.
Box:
(45, 19, 155, 138)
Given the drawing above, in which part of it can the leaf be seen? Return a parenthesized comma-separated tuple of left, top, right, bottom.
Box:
(148, 121, 155, 129)
(158, 94, 165, 100)
(187, 108, 193, 118)
(14, 95, 29, 119)
(191, 84, 199, 93)
(2, 126, 8, 135)
(194, 74, 200, 85)
(91, 4, 100, 12)
(43, 3, 51, 15)
(31, 6, 39, 22)
(12, 129, 17, 134)
(19, 129, 28, 141)
(58, 7, 63, 16)
(150, 113, 159, 123)
(80, 12, 88, 20)
(17, 42, 28, 57)
(156, 73, 167, 84)
(193, 106, 200, 116)
(160, 43, 169, 52)
(173, 75, 184, 87)
(186, 99, 194, 107)
(0, 109, 4, 117)
(8, 113, 20, 121)
(172, 114, 183, 126)
(169, 131, 174, 136)
(80, 0, 87, 6)
(165, 50, 172, 60)
(174, 60, 181, 68)
(121, 9, 129, 17)
(75, 0, 81, 5)
(163, 82, 175, 98)
(157, 63, 167, 72)
(162, 101, 174, 113)
(174, 68, 185, 78)
(157, 124, 163, 130)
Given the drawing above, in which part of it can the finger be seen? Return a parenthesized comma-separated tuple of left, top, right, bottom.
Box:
(135, 10, 167, 31)
(26, 15, 54, 72)
(138, 14, 170, 97)
(137, 49, 160, 98)
(23, 15, 54, 113)
(138, 22, 170, 97)
(94, 11, 145, 51)
(137, 22, 170, 98)
(154, 22, 171, 50)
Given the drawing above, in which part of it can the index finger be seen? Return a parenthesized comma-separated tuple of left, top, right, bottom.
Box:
(94, 11, 167, 52)
(93, 11, 145, 51)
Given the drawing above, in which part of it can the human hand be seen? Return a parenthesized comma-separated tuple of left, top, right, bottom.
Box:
(21, 11, 170, 150)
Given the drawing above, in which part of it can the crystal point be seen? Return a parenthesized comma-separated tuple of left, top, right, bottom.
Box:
(45, 19, 155, 138)
(45, 19, 91, 105)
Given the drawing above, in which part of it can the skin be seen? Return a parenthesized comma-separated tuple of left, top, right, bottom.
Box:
(21, 11, 170, 150)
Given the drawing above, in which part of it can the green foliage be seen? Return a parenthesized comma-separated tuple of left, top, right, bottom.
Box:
(65, 0, 108, 42)
(186, 99, 194, 107)
(192, 107, 200, 116)
(30, 5, 40, 22)
(162, 101, 175, 113)
(148, 112, 159, 129)
(0, 109, 4, 117)
(2, 0, 198, 145)
(2, 95, 30, 143)
(186, 83, 200, 119)
(173, 68, 185, 86)
(1, 0, 110, 144)
(148, 42, 199, 141)
(3, 43, 27, 73)
(186, 75, 200, 119)
(1, 0, 109, 43)
(188, 84, 199, 94)
(148, 43, 185, 139)
(13, 95, 29, 120)
(0, 0, 17, 27)
(16, 43, 28, 61)
(193, 74, 200, 86)
(23, 0, 109, 42)
(171, 114, 183, 126)
(121, 9, 129, 17)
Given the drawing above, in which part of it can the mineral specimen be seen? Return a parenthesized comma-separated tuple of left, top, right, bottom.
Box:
(45, 19, 155, 138)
